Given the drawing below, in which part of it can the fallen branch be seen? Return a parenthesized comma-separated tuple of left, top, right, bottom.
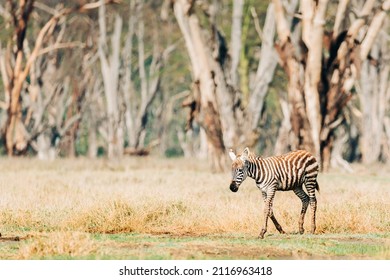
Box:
(124, 139, 160, 156)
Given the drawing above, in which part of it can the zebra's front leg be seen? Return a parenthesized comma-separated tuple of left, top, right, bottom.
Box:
(261, 192, 285, 234)
(259, 190, 276, 239)
(258, 200, 270, 239)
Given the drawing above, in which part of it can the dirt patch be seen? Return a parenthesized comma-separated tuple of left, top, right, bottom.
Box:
(102, 232, 390, 260)
(180, 243, 294, 259)
(104, 233, 333, 259)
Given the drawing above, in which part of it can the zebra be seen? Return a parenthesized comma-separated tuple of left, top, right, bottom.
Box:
(228, 147, 319, 239)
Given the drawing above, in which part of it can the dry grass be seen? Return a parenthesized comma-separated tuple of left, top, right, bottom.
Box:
(17, 231, 97, 259)
(0, 157, 389, 240)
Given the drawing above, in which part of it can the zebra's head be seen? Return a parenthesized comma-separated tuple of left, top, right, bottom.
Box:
(228, 147, 250, 192)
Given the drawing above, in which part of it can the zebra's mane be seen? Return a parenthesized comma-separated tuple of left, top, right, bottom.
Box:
(239, 151, 259, 160)
(248, 152, 257, 159)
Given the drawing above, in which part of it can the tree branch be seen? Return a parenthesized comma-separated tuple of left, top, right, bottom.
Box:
(273, 0, 291, 44)
(250, 7, 263, 41)
(38, 41, 86, 56)
(360, 0, 390, 60)
(333, 0, 349, 39)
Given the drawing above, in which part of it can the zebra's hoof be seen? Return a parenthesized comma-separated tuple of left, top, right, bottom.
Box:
(258, 230, 266, 239)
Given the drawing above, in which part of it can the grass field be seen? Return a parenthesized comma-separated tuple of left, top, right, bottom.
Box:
(0, 157, 389, 259)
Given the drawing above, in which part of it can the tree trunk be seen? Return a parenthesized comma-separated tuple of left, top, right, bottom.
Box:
(274, 97, 292, 155)
(360, 24, 389, 163)
(172, 0, 238, 171)
(4, 0, 34, 156)
(230, 0, 244, 88)
(86, 78, 103, 159)
(274, 0, 314, 152)
(247, 3, 279, 133)
(98, 2, 124, 159)
(301, 0, 328, 161)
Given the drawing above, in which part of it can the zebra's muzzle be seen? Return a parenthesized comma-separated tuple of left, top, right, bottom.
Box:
(230, 182, 239, 192)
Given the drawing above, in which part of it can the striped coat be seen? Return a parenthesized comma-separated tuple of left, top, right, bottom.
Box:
(229, 147, 319, 239)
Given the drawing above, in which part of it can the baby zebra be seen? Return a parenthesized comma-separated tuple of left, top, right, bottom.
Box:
(229, 147, 319, 239)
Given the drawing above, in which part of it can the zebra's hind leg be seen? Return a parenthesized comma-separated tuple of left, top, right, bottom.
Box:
(304, 180, 318, 234)
(293, 188, 309, 234)
(309, 196, 317, 234)
(307, 188, 317, 234)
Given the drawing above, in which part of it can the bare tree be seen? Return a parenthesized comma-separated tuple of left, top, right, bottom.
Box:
(359, 19, 390, 164)
(22, 17, 93, 159)
(273, 0, 390, 170)
(123, 0, 174, 155)
(96, 0, 174, 158)
(166, 0, 283, 171)
(166, 0, 237, 171)
(0, 0, 115, 156)
(247, 2, 294, 140)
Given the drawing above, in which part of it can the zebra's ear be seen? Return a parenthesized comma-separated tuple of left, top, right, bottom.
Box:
(241, 147, 250, 161)
(228, 149, 237, 161)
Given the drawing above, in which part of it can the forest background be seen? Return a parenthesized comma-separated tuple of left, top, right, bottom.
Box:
(0, 0, 389, 172)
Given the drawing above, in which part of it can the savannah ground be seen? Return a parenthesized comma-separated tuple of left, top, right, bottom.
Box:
(0, 157, 389, 260)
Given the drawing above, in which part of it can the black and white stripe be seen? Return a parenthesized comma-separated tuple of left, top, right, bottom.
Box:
(229, 147, 319, 239)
